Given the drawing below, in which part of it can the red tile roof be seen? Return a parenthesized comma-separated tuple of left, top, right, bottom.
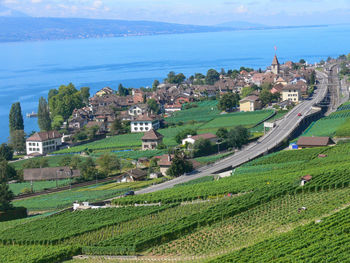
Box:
(142, 130, 164, 140)
(191, 133, 217, 141)
(240, 95, 260, 102)
(297, 137, 334, 147)
(27, 131, 61, 142)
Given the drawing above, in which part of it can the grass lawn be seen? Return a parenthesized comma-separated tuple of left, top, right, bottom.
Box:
(12, 179, 162, 212)
(9, 180, 70, 196)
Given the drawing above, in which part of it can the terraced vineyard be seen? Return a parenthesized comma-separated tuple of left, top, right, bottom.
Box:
(302, 103, 350, 137)
(0, 245, 80, 263)
(151, 188, 350, 256)
(4, 140, 350, 261)
(210, 204, 350, 262)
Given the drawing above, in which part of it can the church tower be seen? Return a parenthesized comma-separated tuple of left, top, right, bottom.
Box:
(271, 54, 280, 75)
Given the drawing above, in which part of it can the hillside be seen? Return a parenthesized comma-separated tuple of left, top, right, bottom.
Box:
(2, 139, 350, 261)
(0, 17, 232, 42)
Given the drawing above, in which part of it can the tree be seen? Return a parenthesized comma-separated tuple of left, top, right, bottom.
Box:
(118, 84, 129, 96)
(193, 138, 214, 157)
(259, 89, 274, 106)
(166, 72, 186, 84)
(78, 157, 97, 181)
(0, 160, 14, 211)
(80, 87, 90, 105)
(37, 97, 51, 131)
(9, 102, 24, 133)
(206, 69, 220, 85)
(166, 152, 193, 177)
(9, 130, 25, 153)
(52, 115, 64, 130)
(148, 158, 160, 174)
(22, 157, 49, 169)
(48, 83, 83, 120)
(70, 156, 82, 170)
(216, 128, 228, 140)
(152, 80, 160, 91)
(299, 59, 306, 64)
(147, 99, 160, 114)
(86, 126, 99, 140)
(110, 118, 123, 135)
(218, 93, 240, 112)
(226, 126, 250, 149)
(97, 154, 121, 176)
(309, 71, 316, 85)
(241, 86, 254, 98)
(0, 144, 13, 161)
(175, 129, 197, 144)
(59, 156, 72, 167)
(48, 89, 58, 101)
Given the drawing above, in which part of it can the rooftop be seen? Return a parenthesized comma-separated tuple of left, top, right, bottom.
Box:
(27, 131, 62, 142)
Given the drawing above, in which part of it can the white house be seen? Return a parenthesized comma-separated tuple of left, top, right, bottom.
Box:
(26, 131, 62, 156)
(182, 133, 218, 145)
(282, 85, 301, 102)
(164, 104, 182, 114)
(128, 104, 149, 117)
(130, 114, 160, 133)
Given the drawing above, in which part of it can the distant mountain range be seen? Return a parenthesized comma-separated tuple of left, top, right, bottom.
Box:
(0, 5, 28, 17)
(0, 17, 236, 42)
(216, 21, 266, 29)
(0, 9, 328, 43)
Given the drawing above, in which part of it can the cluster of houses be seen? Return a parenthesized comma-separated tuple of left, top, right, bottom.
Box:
(66, 54, 314, 137)
(25, 55, 315, 160)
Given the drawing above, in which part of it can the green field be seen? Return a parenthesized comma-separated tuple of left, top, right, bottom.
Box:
(0, 245, 80, 263)
(200, 110, 274, 133)
(54, 109, 274, 155)
(165, 100, 220, 123)
(302, 103, 350, 137)
(9, 155, 82, 170)
(9, 180, 70, 195)
(3, 134, 350, 261)
(12, 179, 161, 212)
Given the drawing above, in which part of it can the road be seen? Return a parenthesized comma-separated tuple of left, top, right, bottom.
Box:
(136, 70, 330, 195)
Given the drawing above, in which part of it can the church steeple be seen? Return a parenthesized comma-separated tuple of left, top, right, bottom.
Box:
(271, 54, 280, 74)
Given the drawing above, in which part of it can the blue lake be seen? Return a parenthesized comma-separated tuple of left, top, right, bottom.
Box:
(0, 24, 350, 142)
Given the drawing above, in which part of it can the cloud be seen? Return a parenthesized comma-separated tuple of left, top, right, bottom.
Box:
(31, 0, 41, 3)
(235, 4, 248, 13)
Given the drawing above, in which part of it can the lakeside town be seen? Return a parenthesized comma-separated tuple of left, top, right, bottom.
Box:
(8, 54, 320, 182)
(1, 52, 350, 262)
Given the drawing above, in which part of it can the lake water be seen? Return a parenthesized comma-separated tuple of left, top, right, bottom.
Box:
(0, 24, 350, 143)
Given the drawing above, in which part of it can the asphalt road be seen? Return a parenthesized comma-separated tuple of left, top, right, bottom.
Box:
(136, 70, 330, 195)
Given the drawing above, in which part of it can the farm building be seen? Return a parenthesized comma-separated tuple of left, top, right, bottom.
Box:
(239, 95, 262, 112)
(23, 167, 80, 181)
(116, 169, 147, 183)
(157, 154, 173, 176)
(301, 175, 312, 186)
(297, 136, 335, 148)
(26, 131, 62, 156)
(142, 129, 164, 150)
(182, 133, 218, 145)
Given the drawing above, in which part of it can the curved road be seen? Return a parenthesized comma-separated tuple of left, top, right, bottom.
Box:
(137, 70, 330, 195)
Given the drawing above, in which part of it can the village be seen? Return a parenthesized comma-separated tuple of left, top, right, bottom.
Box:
(18, 54, 322, 190)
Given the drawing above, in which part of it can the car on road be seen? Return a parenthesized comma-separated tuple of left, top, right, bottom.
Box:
(122, 191, 134, 197)
(297, 113, 302, 116)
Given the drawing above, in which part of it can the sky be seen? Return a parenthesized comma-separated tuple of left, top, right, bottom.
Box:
(1, 0, 350, 26)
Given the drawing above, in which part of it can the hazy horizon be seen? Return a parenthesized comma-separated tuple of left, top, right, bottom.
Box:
(1, 0, 350, 26)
